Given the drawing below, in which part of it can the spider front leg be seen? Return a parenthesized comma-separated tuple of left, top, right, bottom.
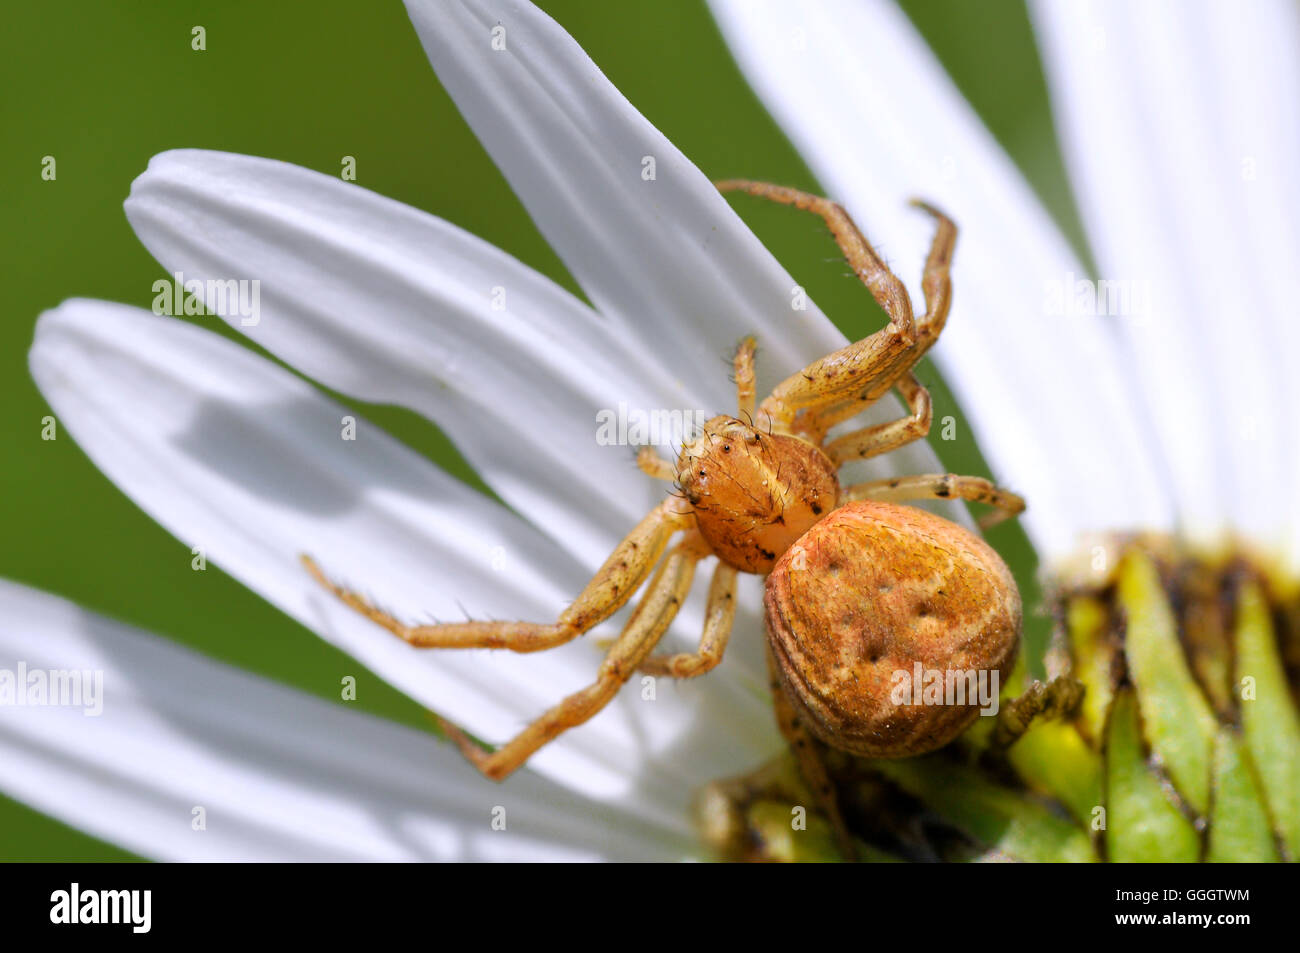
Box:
(717, 179, 915, 344)
(717, 180, 917, 427)
(797, 201, 951, 449)
(732, 334, 757, 420)
(301, 499, 690, 653)
(810, 371, 932, 465)
(636, 335, 756, 484)
(717, 182, 959, 434)
(908, 198, 957, 351)
(438, 534, 710, 780)
(636, 446, 676, 482)
(844, 473, 1026, 529)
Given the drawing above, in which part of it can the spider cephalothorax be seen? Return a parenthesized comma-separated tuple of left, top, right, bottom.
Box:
(302, 181, 1027, 854)
(677, 415, 838, 575)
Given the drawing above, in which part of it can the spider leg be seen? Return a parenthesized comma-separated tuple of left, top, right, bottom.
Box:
(800, 202, 950, 447)
(436, 534, 709, 780)
(716, 180, 918, 428)
(820, 371, 932, 465)
(733, 335, 757, 420)
(765, 641, 858, 861)
(638, 560, 738, 678)
(301, 499, 691, 652)
(636, 446, 676, 481)
(717, 179, 915, 343)
(843, 473, 1025, 530)
(717, 182, 959, 435)
(909, 198, 957, 351)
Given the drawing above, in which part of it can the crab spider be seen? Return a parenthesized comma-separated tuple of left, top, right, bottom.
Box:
(302, 182, 1025, 852)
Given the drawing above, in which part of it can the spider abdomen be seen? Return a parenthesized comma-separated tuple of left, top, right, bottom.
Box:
(763, 500, 1021, 757)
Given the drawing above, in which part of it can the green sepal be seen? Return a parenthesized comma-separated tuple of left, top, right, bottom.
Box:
(1105, 688, 1200, 863)
(1066, 594, 1115, 743)
(746, 800, 901, 863)
(870, 756, 1096, 863)
(1117, 550, 1216, 815)
(1008, 717, 1102, 827)
(1235, 579, 1300, 860)
(1207, 727, 1279, 862)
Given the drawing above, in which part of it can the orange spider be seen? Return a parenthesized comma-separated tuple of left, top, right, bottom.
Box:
(302, 181, 1025, 850)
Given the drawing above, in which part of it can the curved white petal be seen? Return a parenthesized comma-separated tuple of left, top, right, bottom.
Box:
(0, 579, 693, 861)
(1029, 0, 1300, 558)
(29, 299, 779, 829)
(402, 0, 958, 509)
(707, 0, 1176, 559)
(125, 149, 682, 568)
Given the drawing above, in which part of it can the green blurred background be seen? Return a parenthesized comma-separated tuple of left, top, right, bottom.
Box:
(1, 0, 1086, 859)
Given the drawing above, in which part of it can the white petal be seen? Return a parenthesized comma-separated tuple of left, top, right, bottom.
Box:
(126, 149, 683, 568)
(707, 0, 1176, 559)
(126, 151, 777, 741)
(1029, 0, 1299, 555)
(403, 0, 959, 509)
(29, 299, 778, 828)
(0, 579, 693, 861)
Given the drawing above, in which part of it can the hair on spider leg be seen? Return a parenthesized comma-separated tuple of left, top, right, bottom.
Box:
(306, 560, 414, 630)
(411, 603, 455, 627)
(450, 598, 477, 624)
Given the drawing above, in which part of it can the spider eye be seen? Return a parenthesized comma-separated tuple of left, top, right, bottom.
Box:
(722, 444, 731, 453)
